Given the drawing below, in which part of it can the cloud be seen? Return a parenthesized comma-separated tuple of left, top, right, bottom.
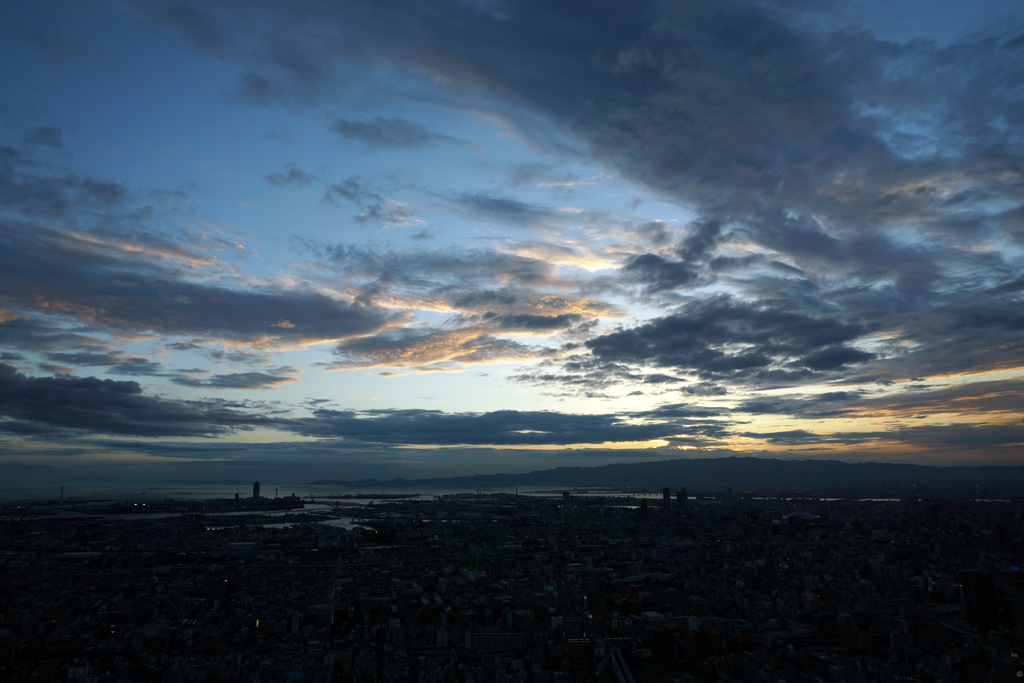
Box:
(739, 429, 823, 445)
(172, 367, 301, 389)
(329, 327, 543, 370)
(5, 0, 1021, 469)
(22, 125, 65, 148)
(623, 253, 702, 293)
(0, 158, 128, 219)
(288, 407, 724, 446)
(0, 222, 397, 347)
(129, 11, 1017, 213)
(739, 422, 1024, 460)
(0, 363, 282, 438)
(44, 351, 164, 376)
(323, 177, 418, 225)
(451, 192, 553, 226)
(0, 5, 89, 60)
(130, 0, 1023, 229)
(321, 242, 568, 291)
(0, 308, 108, 353)
(265, 164, 317, 186)
(331, 116, 454, 148)
(584, 294, 871, 384)
(131, 0, 1022, 423)
(480, 311, 583, 332)
(324, 177, 377, 205)
(738, 379, 1024, 421)
(130, 2, 1022, 293)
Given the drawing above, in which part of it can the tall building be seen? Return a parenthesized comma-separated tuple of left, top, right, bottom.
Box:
(662, 487, 671, 510)
(252, 480, 260, 499)
(963, 570, 999, 630)
(677, 487, 688, 511)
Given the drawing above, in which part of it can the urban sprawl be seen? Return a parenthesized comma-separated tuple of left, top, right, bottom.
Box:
(2, 486, 1023, 682)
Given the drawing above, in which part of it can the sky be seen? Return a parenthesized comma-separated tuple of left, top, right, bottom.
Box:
(1, 0, 1023, 488)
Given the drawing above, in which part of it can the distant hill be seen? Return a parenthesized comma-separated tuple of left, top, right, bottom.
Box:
(309, 456, 1024, 493)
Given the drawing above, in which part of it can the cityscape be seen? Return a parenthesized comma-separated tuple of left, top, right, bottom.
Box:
(3, 474, 1023, 682)
(3, 0, 1024, 680)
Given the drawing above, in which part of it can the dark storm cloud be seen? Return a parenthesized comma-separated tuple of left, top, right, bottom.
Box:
(332, 116, 454, 148)
(585, 295, 872, 383)
(172, 367, 300, 390)
(0, 363, 281, 437)
(288, 407, 720, 446)
(0, 222, 396, 345)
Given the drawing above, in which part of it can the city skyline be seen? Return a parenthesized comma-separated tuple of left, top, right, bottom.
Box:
(1, 0, 1023, 487)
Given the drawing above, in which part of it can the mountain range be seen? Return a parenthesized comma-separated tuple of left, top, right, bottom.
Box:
(309, 456, 1024, 494)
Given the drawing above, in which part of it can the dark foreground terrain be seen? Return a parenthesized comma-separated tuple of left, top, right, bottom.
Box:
(2, 488, 1023, 682)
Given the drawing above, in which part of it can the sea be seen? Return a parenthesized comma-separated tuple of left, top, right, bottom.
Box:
(0, 481, 674, 505)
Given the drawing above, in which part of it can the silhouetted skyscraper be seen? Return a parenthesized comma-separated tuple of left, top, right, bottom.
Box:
(663, 487, 671, 510)
(963, 570, 998, 630)
(677, 487, 688, 511)
(252, 480, 260, 499)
